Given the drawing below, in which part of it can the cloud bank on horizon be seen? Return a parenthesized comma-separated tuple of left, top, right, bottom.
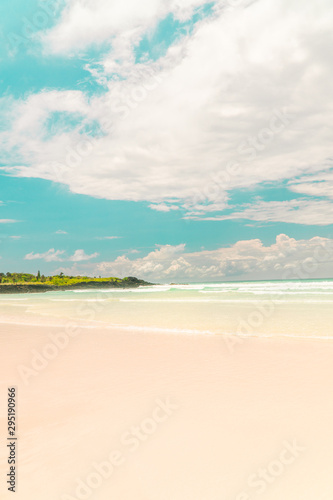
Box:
(54, 234, 333, 282)
(0, 0, 332, 278)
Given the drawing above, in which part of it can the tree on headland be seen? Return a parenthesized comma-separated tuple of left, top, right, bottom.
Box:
(0, 273, 150, 288)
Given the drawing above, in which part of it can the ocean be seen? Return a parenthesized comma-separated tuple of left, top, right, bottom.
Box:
(1, 279, 332, 337)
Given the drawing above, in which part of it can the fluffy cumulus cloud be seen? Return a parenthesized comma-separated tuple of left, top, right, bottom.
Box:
(56, 235, 333, 281)
(1, 0, 333, 224)
(25, 249, 65, 262)
(69, 249, 99, 262)
(25, 248, 98, 262)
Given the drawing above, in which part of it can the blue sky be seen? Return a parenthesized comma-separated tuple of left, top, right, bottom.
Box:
(1, 0, 333, 280)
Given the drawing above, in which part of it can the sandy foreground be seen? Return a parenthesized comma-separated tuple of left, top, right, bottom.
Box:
(0, 323, 333, 500)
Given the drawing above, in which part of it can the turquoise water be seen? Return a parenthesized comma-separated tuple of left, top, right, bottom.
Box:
(0, 280, 332, 337)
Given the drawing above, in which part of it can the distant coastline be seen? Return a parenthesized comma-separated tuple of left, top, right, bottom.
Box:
(0, 275, 152, 294)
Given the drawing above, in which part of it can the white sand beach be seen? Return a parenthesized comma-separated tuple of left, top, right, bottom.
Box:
(1, 321, 333, 500)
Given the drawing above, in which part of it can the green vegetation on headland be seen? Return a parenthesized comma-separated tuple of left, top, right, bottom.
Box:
(0, 272, 152, 294)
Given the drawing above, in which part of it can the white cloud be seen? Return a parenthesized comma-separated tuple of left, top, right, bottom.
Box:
(69, 249, 99, 262)
(55, 230, 68, 234)
(54, 234, 333, 281)
(289, 171, 333, 199)
(25, 248, 99, 262)
(149, 203, 179, 212)
(0, 219, 19, 223)
(9, 236, 22, 239)
(1, 0, 333, 221)
(41, 0, 208, 55)
(188, 199, 333, 225)
(25, 249, 65, 262)
(95, 236, 121, 240)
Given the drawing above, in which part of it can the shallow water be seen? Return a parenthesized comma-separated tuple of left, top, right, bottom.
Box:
(0, 279, 332, 337)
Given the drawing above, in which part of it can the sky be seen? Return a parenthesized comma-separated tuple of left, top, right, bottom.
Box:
(0, 0, 333, 282)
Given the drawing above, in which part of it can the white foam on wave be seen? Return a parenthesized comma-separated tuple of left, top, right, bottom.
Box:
(118, 298, 333, 304)
(119, 298, 223, 303)
(71, 285, 172, 293)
